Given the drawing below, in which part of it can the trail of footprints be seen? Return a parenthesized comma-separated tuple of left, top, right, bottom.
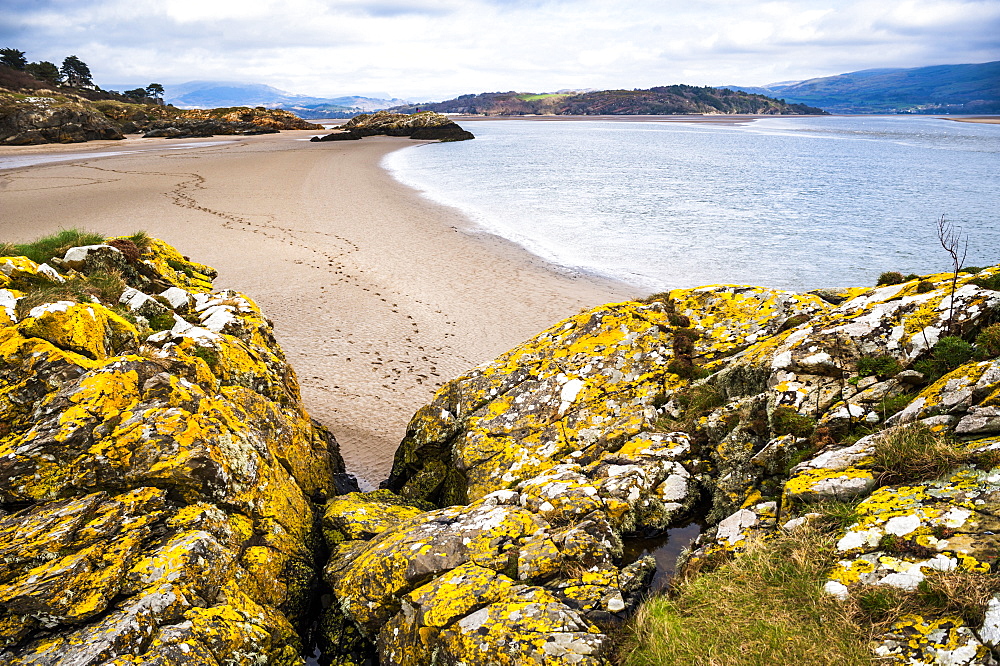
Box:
(79, 160, 474, 401)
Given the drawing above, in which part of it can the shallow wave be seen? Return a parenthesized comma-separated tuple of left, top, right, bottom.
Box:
(383, 116, 1000, 292)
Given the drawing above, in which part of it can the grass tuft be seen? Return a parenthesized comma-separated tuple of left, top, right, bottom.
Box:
(851, 571, 1000, 628)
(811, 500, 861, 531)
(771, 406, 815, 439)
(914, 336, 975, 381)
(874, 393, 915, 420)
(855, 355, 901, 378)
(13, 271, 127, 320)
(2, 228, 106, 264)
(124, 230, 152, 252)
(976, 323, 1000, 359)
(868, 423, 971, 484)
(876, 271, 905, 286)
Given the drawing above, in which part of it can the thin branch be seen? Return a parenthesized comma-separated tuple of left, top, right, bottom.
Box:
(937, 215, 967, 336)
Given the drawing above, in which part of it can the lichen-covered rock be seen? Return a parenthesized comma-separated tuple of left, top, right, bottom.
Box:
(387, 301, 698, 505)
(141, 118, 279, 138)
(875, 616, 993, 666)
(349, 266, 1000, 665)
(321, 490, 615, 664)
(0, 238, 351, 664)
(177, 107, 323, 131)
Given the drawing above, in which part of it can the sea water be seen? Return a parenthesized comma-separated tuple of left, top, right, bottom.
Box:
(383, 116, 1000, 292)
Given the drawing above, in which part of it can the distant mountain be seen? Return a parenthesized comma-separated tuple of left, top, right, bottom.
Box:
(160, 81, 408, 118)
(723, 61, 1000, 114)
(391, 85, 825, 116)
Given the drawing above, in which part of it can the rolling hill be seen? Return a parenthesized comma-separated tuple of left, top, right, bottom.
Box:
(724, 61, 1000, 114)
(391, 85, 826, 116)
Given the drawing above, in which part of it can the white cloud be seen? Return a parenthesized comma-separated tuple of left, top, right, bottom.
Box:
(2, 0, 997, 98)
(163, 0, 272, 22)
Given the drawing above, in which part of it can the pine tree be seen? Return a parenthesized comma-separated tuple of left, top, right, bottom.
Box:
(60, 55, 93, 88)
(26, 61, 61, 85)
(124, 88, 149, 102)
(145, 83, 164, 101)
(0, 48, 27, 70)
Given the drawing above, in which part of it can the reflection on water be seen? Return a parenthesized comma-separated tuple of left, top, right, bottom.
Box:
(384, 116, 1000, 292)
(622, 522, 703, 594)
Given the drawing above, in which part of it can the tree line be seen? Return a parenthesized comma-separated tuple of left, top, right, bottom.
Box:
(0, 48, 163, 103)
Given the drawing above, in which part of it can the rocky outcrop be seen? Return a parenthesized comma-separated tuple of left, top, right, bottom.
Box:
(320, 267, 1000, 665)
(0, 238, 353, 663)
(311, 110, 475, 142)
(131, 106, 322, 138)
(178, 107, 323, 131)
(0, 93, 124, 145)
(141, 118, 280, 138)
(0, 92, 322, 144)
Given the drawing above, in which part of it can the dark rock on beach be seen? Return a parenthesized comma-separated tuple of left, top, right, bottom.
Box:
(311, 110, 475, 142)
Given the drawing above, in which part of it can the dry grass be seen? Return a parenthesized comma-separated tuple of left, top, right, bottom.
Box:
(618, 526, 878, 666)
(868, 423, 972, 484)
(851, 570, 1000, 627)
(13, 271, 127, 320)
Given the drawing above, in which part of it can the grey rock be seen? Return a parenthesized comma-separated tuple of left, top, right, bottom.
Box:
(956, 407, 1000, 435)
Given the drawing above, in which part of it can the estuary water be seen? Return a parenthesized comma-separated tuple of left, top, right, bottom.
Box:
(383, 116, 1000, 293)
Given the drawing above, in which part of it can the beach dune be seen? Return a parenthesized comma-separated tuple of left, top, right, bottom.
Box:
(0, 131, 635, 486)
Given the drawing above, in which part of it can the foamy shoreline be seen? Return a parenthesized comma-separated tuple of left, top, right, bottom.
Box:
(0, 130, 636, 486)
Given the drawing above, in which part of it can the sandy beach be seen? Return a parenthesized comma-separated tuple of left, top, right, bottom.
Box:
(946, 116, 1000, 124)
(0, 131, 636, 486)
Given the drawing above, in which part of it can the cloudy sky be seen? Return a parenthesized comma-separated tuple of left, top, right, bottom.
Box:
(2, 0, 998, 100)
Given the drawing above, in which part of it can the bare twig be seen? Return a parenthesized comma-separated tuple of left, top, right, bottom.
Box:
(937, 215, 968, 336)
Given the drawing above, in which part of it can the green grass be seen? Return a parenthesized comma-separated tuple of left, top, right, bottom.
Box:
(811, 500, 861, 531)
(875, 271, 905, 286)
(642, 292, 673, 305)
(123, 231, 152, 252)
(619, 505, 999, 665)
(1, 228, 105, 264)
(970, 272, 1000, 291)
(855, 355, 901, 378)
(656, 384, 725, 435)
(771, 406, 815, 438)
(914, 336, 975, 381)
(976, 323, 1000, 358)
(618, 526, 877, 666)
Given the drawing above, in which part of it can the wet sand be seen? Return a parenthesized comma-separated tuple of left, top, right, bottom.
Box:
(0, 131, 636, 486)
(945, 116, 1000, 124)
